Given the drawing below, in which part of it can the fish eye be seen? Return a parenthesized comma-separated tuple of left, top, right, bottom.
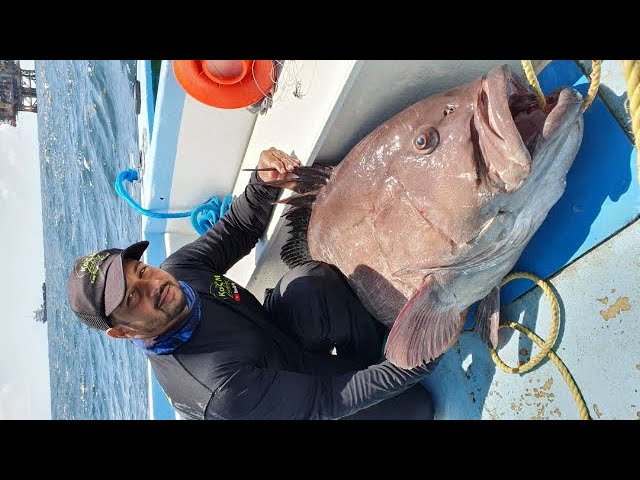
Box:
(414, 127, 439, 154)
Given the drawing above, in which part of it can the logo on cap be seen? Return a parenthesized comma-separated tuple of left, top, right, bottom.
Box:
(77, 252, 111, 284)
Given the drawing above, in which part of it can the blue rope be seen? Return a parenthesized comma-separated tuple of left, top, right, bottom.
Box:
(115, 169, 234, 235)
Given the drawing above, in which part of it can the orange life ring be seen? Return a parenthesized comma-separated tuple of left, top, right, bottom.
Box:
(173, 60, 275, 109)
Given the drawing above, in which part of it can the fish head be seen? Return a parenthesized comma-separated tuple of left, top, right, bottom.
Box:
(329, 64, 584, 266)
(351, 64, 584, 194)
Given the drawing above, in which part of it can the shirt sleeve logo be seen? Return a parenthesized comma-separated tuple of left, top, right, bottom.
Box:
(210, 274, 241, 302)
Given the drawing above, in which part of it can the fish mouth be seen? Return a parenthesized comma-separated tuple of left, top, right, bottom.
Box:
(489, 64, 583, 155)
(474, 65, 583, 189)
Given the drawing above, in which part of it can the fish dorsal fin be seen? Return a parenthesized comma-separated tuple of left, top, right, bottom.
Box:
(257, 164, 334, 269)
(385, 275, 464, 369)
(474, 285, 500, 348)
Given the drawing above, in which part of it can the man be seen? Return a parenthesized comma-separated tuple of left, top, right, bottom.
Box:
(67, 147, 439, 420)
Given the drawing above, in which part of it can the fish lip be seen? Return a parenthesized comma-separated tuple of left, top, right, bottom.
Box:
(477, 66, 526, 152)
(481, 66, 533, 145)
(480, 65, 582, 158)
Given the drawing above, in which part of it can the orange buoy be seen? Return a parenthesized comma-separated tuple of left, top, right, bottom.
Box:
(173, 60, 275, 109)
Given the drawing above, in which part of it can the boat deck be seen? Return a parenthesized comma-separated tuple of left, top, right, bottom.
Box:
(135, 60, 639, 420)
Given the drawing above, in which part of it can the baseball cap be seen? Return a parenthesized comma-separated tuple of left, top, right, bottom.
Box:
(66, 241, 149, 330)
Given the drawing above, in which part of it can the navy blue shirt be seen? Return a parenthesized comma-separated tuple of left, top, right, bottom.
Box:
(148, 172, 433, 419)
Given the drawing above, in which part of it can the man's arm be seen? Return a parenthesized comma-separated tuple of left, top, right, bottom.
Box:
(163, 148, 299, 273)
(205, 358, 439, 420)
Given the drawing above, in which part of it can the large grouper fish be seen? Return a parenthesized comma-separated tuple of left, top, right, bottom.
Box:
(259, 64, 584, 369)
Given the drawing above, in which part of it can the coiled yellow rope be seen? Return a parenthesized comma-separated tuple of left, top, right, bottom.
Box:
(488, 272, 591, 420)
(622, 60, 640, 185)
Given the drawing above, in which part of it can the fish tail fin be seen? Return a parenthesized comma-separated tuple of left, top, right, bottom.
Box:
(266, 164, 333, 269)
(474, 286, 500, 348)
(385, 275, 465, 369)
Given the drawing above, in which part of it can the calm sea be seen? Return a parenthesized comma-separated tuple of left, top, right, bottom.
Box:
(37, 60, 149, 419)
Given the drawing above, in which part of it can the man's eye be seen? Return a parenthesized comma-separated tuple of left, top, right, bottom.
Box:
(140, 267, 146, 277)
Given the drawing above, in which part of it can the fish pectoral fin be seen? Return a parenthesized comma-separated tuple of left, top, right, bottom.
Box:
(385, 276, 464, 369)
(474, 286, 500, 348)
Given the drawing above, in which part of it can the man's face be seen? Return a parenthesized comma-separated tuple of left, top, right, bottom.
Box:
(111, 259, 188, 338)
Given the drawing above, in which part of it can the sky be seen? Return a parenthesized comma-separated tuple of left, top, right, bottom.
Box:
(0, 60, 52, 419)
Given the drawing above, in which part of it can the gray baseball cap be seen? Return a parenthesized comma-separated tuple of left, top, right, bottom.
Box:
(66, 241, 149, 330)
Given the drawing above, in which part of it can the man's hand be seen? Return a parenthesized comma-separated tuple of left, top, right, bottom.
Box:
(257, 147, 301, 182)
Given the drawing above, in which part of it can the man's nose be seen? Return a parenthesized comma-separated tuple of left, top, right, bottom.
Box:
(138, 277, 162, 297)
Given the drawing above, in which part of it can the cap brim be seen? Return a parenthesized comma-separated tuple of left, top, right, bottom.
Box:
(103, 241, 150, 318)
(122, 240, 149, 262)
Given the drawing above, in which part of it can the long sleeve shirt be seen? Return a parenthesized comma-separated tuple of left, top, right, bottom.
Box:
(148, 172, 434, 419)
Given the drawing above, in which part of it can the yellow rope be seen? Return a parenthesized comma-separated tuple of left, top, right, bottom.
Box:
(622, 60, 640, 185)
(521, 61, 548, 112)
(520, 60, 601, 113)
(523, 60, 639, 183)
(581, 60, 601, 112)
(488, 272, 591, 420)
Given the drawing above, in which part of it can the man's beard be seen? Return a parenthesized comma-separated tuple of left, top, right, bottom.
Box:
(160, 283, 187, 323)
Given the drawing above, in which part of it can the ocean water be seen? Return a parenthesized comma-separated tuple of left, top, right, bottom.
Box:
(37, 60, 149, 419)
